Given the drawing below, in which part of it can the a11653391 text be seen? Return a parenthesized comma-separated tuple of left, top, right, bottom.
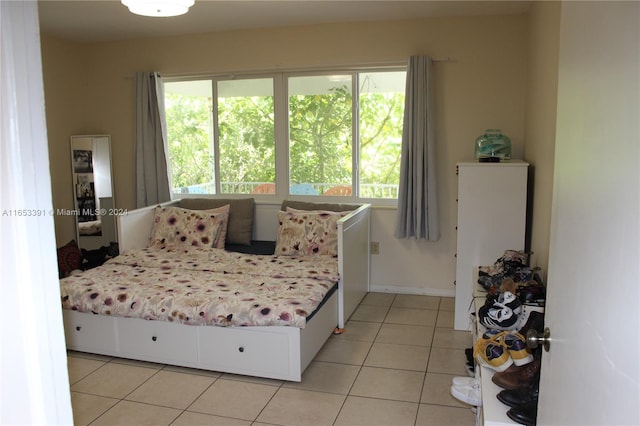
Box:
(2, 208, 128, 217)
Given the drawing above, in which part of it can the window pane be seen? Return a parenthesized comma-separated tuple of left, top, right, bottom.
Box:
(165, 70, 404, 201)
(359, 71, 406, 199)
(288, 75, 352, 196)
(217, 78, 275, 194)
(164, 80, 215, 194)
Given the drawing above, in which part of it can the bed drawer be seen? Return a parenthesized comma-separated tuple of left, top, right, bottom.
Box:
(198, 326, 299, 379)
(63, 310, 117, 353)
(117, 317, 199, 364)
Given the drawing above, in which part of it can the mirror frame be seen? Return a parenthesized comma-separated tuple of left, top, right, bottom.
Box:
(70, 135, 117, 251)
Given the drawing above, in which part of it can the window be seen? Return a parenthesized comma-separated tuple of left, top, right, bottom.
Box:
(358, 71, 406, 199)
(164, 80, 214, 194)
(163, 68, 406, 201)
(217, 78, 275, 194)
(164, 78, 275, 195)
(288, 75, 352, 196)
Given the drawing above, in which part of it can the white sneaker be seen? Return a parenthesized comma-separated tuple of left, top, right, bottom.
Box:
(450, 383, 482, 406)
(452, 376, 479, 387)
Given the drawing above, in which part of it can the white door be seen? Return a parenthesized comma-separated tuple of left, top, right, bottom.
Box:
(1, 1, 73, 424)
(537, 2, 639, 425)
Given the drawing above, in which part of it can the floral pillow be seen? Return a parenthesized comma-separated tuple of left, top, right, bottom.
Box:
(149, 206, 226, 248)
(275, 209, 351, 256)
(205, 204, 230, 248)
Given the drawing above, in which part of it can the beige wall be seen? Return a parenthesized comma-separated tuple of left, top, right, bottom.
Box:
(523, 2, 561, 278)
(42, 38, 93, 245)
(42, 13, 531, 295)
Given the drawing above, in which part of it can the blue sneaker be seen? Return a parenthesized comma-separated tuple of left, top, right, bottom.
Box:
(492, 331, 533, 366)
(474, 338, 514, 372)
(482, 328, 501, 339)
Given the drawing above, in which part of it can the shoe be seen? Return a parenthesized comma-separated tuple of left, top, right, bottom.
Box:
(500, 277, 518, 294)
(465, 363, 475, 377)
(479, 304, 520, 330)
(482, 328, 502, 340)
(500, 249, 529, 266)
(495, 331, 533, 366)
(478, 250, 528, 276)
(496, 382, 539, 408)
(474, 338, 513, 372)
(465, 347, 474, 365)
(478, 250, 531, 291)
(478, 268, 534, 293)
(452, 376, 479, 387)
(464, 348, 476, 377)
(485, 290, 522, 313)
(497, 291, 522, 315)
(477, 274, 501, 292)
(450, 383, 482, 406)
(509, 267, 535, 284)
(477, 258, 506, 277)
(517, 280, 546, 306)
(507, 402, 537, 425)
(492, 357, 540, 390)
(517, 309, 545, 336)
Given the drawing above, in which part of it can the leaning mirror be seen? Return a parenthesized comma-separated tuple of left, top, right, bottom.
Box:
(70, 135, 116, 252)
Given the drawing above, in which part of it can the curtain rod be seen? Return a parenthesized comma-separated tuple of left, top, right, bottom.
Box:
(126, 57, 453, 80)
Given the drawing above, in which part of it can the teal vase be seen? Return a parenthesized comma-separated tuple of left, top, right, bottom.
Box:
(474, 129, 512, 160)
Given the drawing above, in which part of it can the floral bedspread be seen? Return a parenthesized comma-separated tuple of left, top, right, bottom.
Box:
(60, 245, 339, 328)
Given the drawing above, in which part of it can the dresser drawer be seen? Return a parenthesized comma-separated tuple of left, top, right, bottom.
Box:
(198, 326, 298, 378)
(63, 310, 117, 353)
(117, 317, 198, 364)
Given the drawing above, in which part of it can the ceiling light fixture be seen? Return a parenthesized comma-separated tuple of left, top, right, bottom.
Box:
(121, 0, 195, 17)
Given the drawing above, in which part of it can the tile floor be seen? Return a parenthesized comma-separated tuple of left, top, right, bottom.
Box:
(67, 293, 476, 426)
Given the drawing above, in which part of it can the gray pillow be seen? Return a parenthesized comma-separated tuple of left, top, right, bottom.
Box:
(179, 198, 255, 245)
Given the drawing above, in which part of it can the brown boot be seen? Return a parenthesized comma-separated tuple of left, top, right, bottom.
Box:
(492, 357, 540, 390)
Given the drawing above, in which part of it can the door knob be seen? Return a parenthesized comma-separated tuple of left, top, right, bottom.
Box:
(526, 327, 551, 352)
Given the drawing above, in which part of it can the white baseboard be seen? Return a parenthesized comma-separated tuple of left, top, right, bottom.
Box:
(369, 284, 455, 298)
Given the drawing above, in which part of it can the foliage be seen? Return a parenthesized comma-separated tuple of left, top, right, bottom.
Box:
(165, 94, 212, 189)
(164, 80, 404, 197)
(359, 91, 404, 196)
(289, 86, 352, 186)
(218, 95, 275, 191)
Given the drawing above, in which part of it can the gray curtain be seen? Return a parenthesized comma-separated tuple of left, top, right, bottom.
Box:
(135, 71, 171, 208)
(394, 56, 439, 241)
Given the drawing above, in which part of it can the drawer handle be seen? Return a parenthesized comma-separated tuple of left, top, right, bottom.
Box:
(238, 346, 244, 353)
(152, 336, 157, 342)
(75, 326, 81, 331)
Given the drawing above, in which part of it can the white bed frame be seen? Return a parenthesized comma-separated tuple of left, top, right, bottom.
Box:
(62, 201, 370, 381)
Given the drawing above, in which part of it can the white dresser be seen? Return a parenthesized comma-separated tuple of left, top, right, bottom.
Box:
(454, 161, 529, 331)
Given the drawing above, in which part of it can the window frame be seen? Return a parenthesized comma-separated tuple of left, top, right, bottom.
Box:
(284, 71, 357, 199)
(164, 65, 405, 206)
(215, 74, 278, 195)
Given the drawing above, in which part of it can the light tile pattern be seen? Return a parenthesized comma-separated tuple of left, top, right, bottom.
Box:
(67, 293, 475, 426)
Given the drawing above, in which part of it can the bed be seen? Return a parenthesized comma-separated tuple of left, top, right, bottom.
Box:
(60, 198, 370, 381)
(77, 219, 102, 236)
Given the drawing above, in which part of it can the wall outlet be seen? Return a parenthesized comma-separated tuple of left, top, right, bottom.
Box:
(370, 241, 380, 255)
